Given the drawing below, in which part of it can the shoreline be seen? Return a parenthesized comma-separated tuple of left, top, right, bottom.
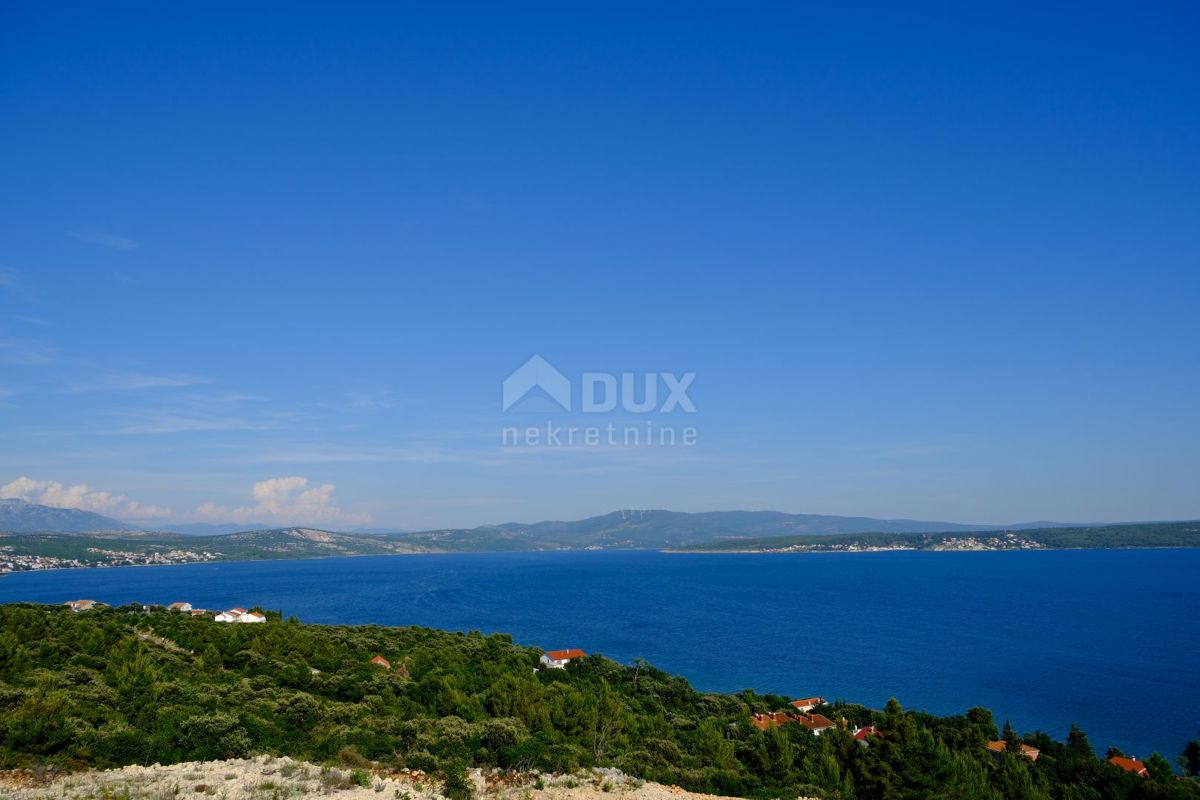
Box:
(4, 543, 1200, 578)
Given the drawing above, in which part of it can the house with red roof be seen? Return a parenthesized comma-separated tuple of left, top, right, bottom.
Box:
(1108, 755, 1149, 777)
(540, 648, 586, 669)
(796, 713, 837, 735)
(853, 725, 883, 742)
(370, 655, 391, 669)
(790, 697, 826, 713)
(750, 712, 795, 731)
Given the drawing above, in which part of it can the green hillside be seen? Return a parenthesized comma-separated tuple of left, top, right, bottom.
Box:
(0, 604, 1196, 799)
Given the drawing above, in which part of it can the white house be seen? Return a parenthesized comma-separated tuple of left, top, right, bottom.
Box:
(540, 648, 586, 669)
(168, 602, 193, 612)
(214, 608, 264, 623)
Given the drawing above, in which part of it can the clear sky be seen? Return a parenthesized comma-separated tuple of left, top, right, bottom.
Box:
(1, 3, 1197, 530)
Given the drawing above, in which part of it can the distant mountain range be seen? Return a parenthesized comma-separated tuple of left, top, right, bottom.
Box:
(0, 499, 1136, 552)
(379, 509, 1082, 551)
(0, 499, 135, 533)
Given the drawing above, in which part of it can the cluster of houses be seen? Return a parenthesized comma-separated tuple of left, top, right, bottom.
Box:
(164, 601, 265, 623)
(984, 740, 1150, 778)
(163, 601, 265, 623)
(63, 599, 265, 624)
(749, 697, 881, 742)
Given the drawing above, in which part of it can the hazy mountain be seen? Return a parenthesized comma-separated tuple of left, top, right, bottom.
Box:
(157, 522, 271, 536)
(0, 498, 137, 533)
(384, 509, 1078, 551)
(0, 500, 1086, 552)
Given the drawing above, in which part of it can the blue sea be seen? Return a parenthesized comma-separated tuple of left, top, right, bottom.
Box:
(2, 549, 1197, 761)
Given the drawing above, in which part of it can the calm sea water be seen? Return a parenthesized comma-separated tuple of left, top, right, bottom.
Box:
(1, 549, 1197, 760)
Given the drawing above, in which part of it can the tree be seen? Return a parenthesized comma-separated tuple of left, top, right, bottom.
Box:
(1067, 724, 1094, 758)
(1004, 719, 1022, 752)
(1181, 731, 1200, 777)
(1145, 752, 1175, 783)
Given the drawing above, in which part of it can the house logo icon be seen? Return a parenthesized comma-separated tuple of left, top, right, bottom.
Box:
(502, 355, 571, 412)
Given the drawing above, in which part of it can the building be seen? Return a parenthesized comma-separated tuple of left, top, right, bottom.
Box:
(540, 648, 586, 669)
(986, 740, 1040, 761)
(167, 602, 193, 612)
(65, 599, 102, 612)
(853, 726, 883, 742)
(790, 697, 826, 713)
(189, 609, 207, 616)
(370, 655, 391, 669)
(1108, 756, 1149, 777)
(750, 712, 794, 731)
(796, 713, 837, 735)
(214, 608, 264, 623)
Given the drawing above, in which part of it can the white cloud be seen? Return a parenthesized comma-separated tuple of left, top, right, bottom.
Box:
(70, 372, 214, 392)
(1, 476, 171, 520)
(192, 476, 370, 527)
(72, 231, 139, 250)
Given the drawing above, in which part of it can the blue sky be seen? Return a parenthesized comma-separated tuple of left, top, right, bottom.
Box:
(1, 3, 1197, 529)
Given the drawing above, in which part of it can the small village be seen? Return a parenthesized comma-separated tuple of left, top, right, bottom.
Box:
(0, 545, 223, 573)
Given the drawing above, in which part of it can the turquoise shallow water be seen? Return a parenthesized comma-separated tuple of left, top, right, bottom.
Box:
(1, 548, 1197, 760)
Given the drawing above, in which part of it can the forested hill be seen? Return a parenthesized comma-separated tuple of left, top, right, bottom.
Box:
(673, 521, 1200, 553)
(0, 604, 1197, 799)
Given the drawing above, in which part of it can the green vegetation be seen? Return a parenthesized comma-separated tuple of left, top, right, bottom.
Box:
(0, 604, 1197, 799)
(676, 521, 1200, 553)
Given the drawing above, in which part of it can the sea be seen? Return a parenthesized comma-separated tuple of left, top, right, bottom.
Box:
(1, 548, 1197, 761)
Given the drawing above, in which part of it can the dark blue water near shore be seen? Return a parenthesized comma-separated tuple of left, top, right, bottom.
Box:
(2, 548, 1197, 760)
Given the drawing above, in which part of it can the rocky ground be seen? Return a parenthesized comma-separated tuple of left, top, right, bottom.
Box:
(0, 757, 790, 800)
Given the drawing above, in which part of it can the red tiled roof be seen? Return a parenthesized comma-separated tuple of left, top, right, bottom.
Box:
(854, 726, 882, 741)
(370, 655, 391, 668)
(790, 697, 825, 708)
(544, 648, 586, 660)
(750, 712, 795, 730)
(1108, 756, 1148, 776)
(796, 713, 836, 731)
